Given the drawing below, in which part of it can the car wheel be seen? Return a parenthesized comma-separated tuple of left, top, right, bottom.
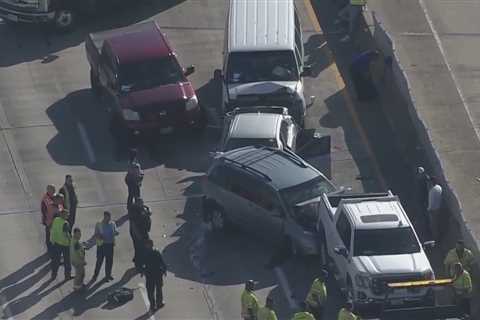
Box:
(53, 9, 75, 32)
(210, 206, 226, 232)
(90, 69, 101, 97)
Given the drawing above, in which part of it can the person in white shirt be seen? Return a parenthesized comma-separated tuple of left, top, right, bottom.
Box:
(427, 176, 443, 240)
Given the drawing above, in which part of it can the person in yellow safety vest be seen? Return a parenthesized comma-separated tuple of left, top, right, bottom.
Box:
(50, 209, 72, 280)
(337, 0, 367, 42)
(444, 240, 474, 277)
(291, 302, 315, 320)
(305, 269, 328, 319)
(70, 227, 86, 292)
(257, 296, 278, 320)
(452, 262, 472, 318)
(241, 280, 259, 320)
(337, 301, 360, 320)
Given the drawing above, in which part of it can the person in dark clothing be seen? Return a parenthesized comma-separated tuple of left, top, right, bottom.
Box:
(129, 198, 152, 270)
(414, 166, 429, 210)
(141, 239, 167, 312)
(350, 50, 383, 101)
(59, 175, 79, 228)
(125, 149, 144, 209)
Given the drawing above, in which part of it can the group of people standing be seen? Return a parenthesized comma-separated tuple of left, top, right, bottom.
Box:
(38, 149, 167, 313)
(241, 270, 360, 320)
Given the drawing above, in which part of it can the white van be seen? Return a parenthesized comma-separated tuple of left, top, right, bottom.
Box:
(214, 0, 313, 127)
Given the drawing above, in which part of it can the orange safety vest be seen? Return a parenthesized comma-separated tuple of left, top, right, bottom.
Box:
(42, 194, 57, 226)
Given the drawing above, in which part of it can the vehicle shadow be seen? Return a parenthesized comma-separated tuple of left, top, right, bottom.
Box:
(304, 33, 332, 78)
(0, 0, 187, 67)
(45, 88, 212, 173)
(161, 195, 278, 290)
(320, 90, 381, 192)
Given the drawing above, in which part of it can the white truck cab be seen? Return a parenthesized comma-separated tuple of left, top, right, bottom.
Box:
(316, 191, 435, 309)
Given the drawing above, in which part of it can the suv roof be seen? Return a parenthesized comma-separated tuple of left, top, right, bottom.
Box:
(230, 113, 282, 139)
(217, 146, 322, 190)
(106, 21, 173, 64)
(341, 197, 410, 230)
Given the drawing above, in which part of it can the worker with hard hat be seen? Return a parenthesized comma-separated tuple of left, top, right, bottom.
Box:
(305, 269, 328, 319)
(241, 280, 259, 320)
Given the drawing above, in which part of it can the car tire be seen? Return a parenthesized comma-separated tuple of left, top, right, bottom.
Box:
(203, 201, 227, 233)
(53, 9, 75, 33)
(90, 69, 101, 97)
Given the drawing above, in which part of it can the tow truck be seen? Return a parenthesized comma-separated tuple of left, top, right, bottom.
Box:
(366, 279, 463, 320)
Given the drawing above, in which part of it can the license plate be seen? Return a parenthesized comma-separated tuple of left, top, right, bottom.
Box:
(6, 14, 18, 22)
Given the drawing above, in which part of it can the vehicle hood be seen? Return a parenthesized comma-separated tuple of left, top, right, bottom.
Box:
(353, 252, 431, 275)
(119, 82, 195, 109)
(227, 81, 299, 99)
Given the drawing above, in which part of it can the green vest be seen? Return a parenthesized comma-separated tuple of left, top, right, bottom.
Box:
(306, 278, 327, 307)
(50, 217, 70, 246)
(70, 239, 85, 266)
(351, 0, 367, 5)
(292, 312, 315, 320)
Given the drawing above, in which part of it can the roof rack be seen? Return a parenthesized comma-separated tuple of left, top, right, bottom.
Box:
(277, 148, 308, 168)
(222, 157, 272, 182)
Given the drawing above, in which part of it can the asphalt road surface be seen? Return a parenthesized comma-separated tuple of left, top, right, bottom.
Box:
(0, 1, 402, 319)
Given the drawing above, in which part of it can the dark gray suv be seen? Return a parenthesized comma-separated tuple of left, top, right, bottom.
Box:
(202, 145, 336, 255)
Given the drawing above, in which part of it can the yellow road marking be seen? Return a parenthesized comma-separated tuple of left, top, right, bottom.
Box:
(304, 0, 388, 190)
(303, 0, 321, 33)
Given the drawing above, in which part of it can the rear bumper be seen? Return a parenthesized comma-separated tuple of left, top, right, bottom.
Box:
(0, 6, 55, 23)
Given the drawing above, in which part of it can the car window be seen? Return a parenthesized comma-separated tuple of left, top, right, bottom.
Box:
(336, 212, 352, 250)
(224, 138, 277, 151)
(119, 56, 185, 90)
(227, 51, 299, 84)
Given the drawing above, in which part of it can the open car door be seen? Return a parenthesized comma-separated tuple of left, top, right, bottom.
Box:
(297, 129, 331, 178)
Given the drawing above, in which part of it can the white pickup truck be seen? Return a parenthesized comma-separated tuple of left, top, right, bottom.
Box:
(307, 191, 436, 309)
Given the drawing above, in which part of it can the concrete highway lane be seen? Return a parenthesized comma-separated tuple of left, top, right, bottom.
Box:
(0, 1, 384, 319)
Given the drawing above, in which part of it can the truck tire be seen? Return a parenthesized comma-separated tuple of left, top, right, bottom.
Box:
(90, 69, 101, 97)
(53, 9, 75, 32)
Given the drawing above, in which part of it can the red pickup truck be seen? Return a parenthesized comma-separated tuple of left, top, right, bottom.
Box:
(85, 21, 203, 135)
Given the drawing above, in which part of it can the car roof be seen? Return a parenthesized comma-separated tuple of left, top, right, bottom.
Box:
(106, 21, 173, 64)
(341, 198, 411, 230)
(218, 146, 321, 190)
(229, 113, 282, 139)
(228, 0, 295, 52)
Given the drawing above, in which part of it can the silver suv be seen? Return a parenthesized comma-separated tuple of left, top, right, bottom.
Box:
(218, 107, 299, 152)
(202, 145, 336, 255)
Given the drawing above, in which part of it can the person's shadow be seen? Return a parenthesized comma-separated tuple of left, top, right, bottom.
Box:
(30, 267, 138, 319)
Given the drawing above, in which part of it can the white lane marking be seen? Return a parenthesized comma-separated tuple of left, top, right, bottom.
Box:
(273, 267, 298, 310)
(0, 293, 15, 320)
(138, 282, 156, 320)
(418, 0, 480, 141)
(76, 122, 96, 164)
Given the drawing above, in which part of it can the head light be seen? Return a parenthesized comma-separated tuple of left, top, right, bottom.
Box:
(122, 109, 140, 121)
(186, 95, 198, 111)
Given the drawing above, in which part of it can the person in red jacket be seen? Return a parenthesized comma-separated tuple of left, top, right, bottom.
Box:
(41, 184, 57, 257)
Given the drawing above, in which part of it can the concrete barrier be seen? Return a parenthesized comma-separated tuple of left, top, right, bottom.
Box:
(365, 9, 480, 265)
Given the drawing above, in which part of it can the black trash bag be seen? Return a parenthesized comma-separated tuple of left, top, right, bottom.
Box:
(107, 287, 134, 305)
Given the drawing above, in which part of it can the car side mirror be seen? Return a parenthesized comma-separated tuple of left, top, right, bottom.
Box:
(301, 65, 312, 77)
(184, 65, 195, 76)
(213, 69, 223, 81)
(423, 241, 436, 250)
(334, 246, 348, 258)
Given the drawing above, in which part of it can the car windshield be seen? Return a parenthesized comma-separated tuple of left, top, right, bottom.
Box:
(224, 138, 277, 151)
(227, 51, 299, 83)
(120, 56, 185, 90)
(281, 177, 336, 231)
(353, 227, 421, 256)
